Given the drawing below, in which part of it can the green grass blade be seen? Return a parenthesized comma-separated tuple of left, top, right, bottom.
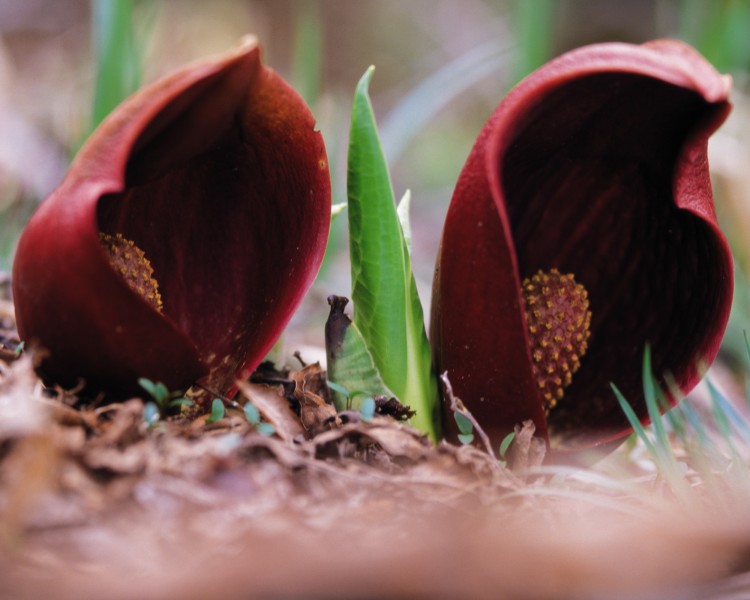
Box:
(291, 0, 322, 107)
(642, 347, 672, 454)
(90, 0, 141, 134)
(662, 374, 689, 444)
(611, 383, 659, 459)
(346, 67, 439, 439)
(679, 0, 750, 73)
(706, 376, 750, 443)
(677, 399, 710, 449)
(379, 41, 509, 162)
(511, 0, 554, 84)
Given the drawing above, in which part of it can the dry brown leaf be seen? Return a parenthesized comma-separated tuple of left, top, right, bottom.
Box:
(0, 354, 49, 439)
(352, 421, 430, 460)
(92, 399, 145, 447)
(0, 433, 59, 540)
(235, 380, 304, 442)
(82, 441, 149, 475)
(291, 363, 339, 436)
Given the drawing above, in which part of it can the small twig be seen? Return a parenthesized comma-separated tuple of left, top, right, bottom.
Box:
(440, 371, 496, 460)
(193, 382, 243, 410)
(293, 351, 308, 368)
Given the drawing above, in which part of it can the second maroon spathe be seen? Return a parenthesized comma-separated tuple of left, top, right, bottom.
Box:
(431, 40, 733, 455)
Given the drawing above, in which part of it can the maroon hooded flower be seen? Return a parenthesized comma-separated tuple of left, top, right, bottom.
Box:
(12, 37, 330, 399)
(430, 40, 733, 455)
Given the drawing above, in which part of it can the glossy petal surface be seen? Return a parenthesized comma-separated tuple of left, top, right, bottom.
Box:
(431, 41, 733, 453)
(13, 38, 331, 397)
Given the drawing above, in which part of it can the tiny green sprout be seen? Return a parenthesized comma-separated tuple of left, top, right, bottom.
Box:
(360, 396, 376, 423)
(143, 401, 160, 427)
(138, 377, 169, 405)
(454, 410, 474, 445)
(206, 398, 225, 423)
(244, 402, 261, 424)
(499, 431, 515, 458)
(326, 380, 350, 398)
(138, 377, 193, 421)
(243, 402, 275, 436)
(14, 341, 24, 356)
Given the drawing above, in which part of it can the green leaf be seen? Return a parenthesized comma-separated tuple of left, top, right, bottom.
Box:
(346, 67, 439, 439)
(167, 398, 194, 409)
(326, 380, 351, 399)
(138, 377, 169, 405)
(206, 398, 225, 424)
(499, 432, 516, 458)
(143, 401, 160, 426)
(244, 402, 260, 424)
(611, 382, 659, 458)
(256, 423, 276, 437)
(153, 383, 169, 405)
(457, 433, 475, 445)
(325, 295, 394, 411)
(360, 397, 376, 423)
(138, 377, 157, 397)
(453, 411, 474, 436)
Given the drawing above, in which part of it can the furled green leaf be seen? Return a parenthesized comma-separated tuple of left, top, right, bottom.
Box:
(346, 67, 439, 439)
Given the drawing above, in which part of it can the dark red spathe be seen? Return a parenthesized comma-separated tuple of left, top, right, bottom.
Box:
(13, 38, 331, 398)
(431, 40, 733, 454)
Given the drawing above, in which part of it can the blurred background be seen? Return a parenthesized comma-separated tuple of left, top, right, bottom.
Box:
(1, 0, 750, 364)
